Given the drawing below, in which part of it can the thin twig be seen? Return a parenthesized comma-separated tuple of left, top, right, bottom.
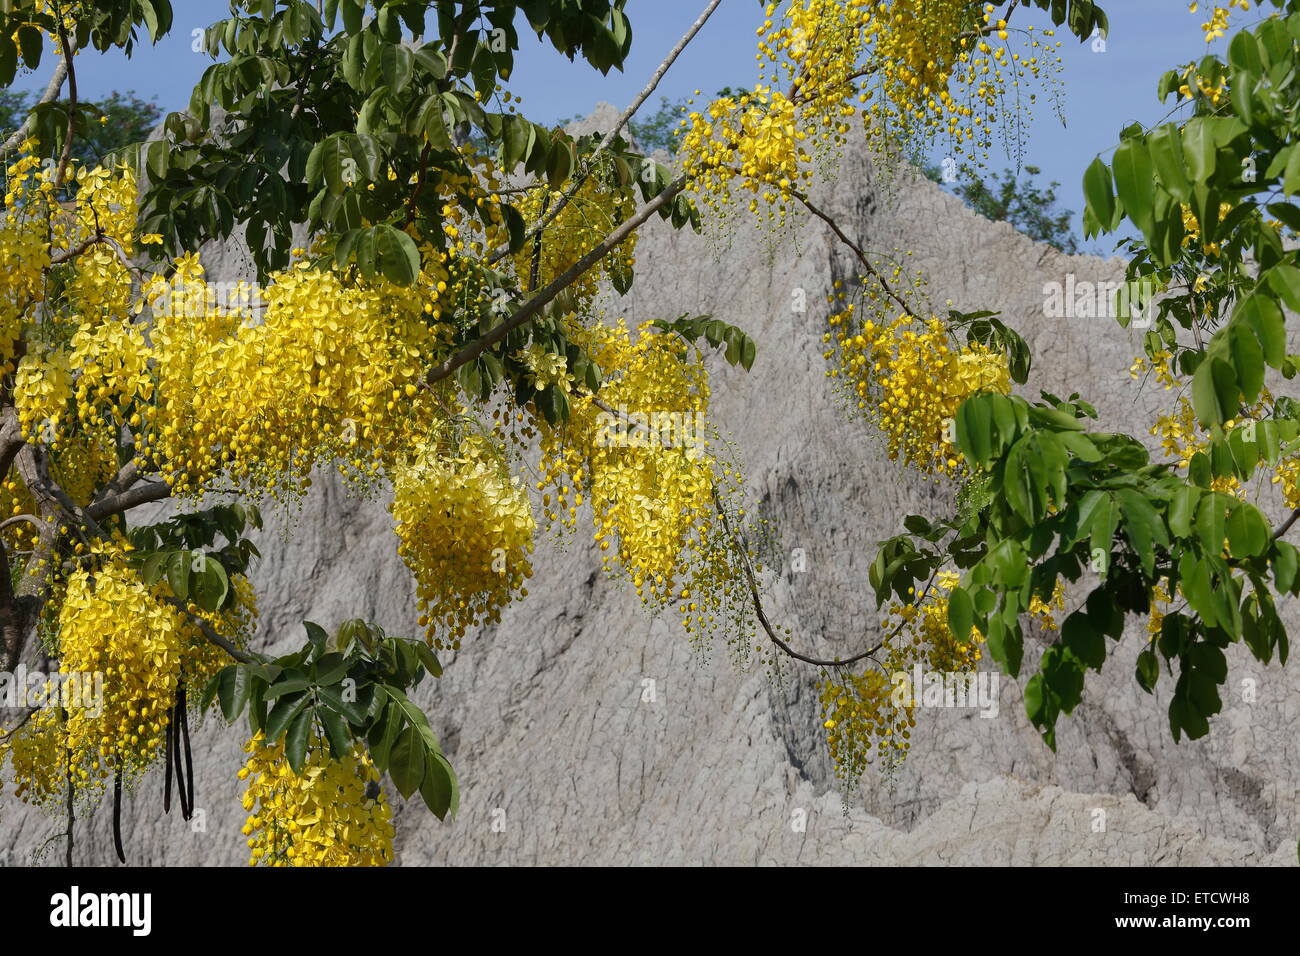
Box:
(1273, 507, 1300, 540)
(487, 0, 723, 265)
(791, 189, 921, 320)
(1, 42, 71, 153)
(53, 21, 77, 188)
(710, 486, 886, 667)
(426, 173, 688, 385)
(162, 597, 256, 664)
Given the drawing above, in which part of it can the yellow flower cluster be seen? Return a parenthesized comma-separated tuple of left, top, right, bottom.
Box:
(827, 300, 1011, 476)
(819, 571, 1060, 789)
(391, 435, 535, 649)
(1129, 350, 1179, 391)
(863, 0, 1060, 159)
(1139, 363, 1300, 510)
(537, 320, 717, 604)
(0, 151, 51, 370)
(239, 732, 394, 867)
(680, 1, 1063, 225)
(145, 254, 449, 499)
(1028, 581, 1066, 633)
(2, 551, 254, 807)
(1271, 457, 1300, 508)
(1150, 396, 1253, 496)
(1180, 202, 1235, 254)
(1147, 579, 1173, 640)
(69, 315, 154, 437)
(819, 656, 917, 786)
(679, 87, 809, 219)
(1190, 2, 1250, 43)
(14, 349, 73, 442)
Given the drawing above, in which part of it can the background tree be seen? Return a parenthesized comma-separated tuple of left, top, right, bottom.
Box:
(916, 158, 1082, 253)
(0, 88, 160, 165)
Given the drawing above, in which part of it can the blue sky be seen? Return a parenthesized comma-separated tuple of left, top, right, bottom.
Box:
(10, 1, 1235, 248)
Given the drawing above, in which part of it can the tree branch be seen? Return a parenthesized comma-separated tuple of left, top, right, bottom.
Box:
(86, 477, 171, 522)
(1, 41, 71, 153)
(1273, 507, 1300, 540)
(53, 21, 78, 189)
(426, 172, 688, 385)
(162, 597, 255, 664)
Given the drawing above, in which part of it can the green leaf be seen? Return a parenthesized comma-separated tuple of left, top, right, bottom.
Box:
(1136, 648, 1160, 693)
(1182, 118, 1217, 184)
(1082, 156, 1117, 231)
(318, 706, 351, 758)
(1226, 322, 1265, 403)
(16, 24, 41, 69)
(1168, 485, 1201, 539)
(1191, 356, 1237, 428)
(1195, 492, 1229, 555)
(381, 686, 441, 752)
(285, 707, 312, 774)
(1237, 294, 1286, 369)
(388, 725, 426, 798)
(1117, 489, 1165, 576)
(380, 42, 414, 95)
(1146, 125, 1191, 203)
(1061, 611, 1105, 670)
(1272, 540, 1299, 593)
(199, 668, 227, 711)
(374, 225, 421, 285)
(955, 395, 994, 467)
(948, 587, 974, 643)
(419, 752, 458, 820)
(414, 643, 443, 679)
(1226, 502, 1269, 558)
(1266, 265, 1300, 314)
(367, 701, 401, 770)
(166, 551, 191, 601)
(1112, 139, 1155, 236)
(304, 620, 329, 652)
(263, 692, 309, 743)
(217, 666, 252, 722)
(318, 683, 368, 725)
(192, 557, 230, 612)
(336, 0, 363, 33)
(263, 674, 311, 699)
(141, 551, 168, 586)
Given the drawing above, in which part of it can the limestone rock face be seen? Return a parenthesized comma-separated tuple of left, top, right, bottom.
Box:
(3, 108, 1297, 867)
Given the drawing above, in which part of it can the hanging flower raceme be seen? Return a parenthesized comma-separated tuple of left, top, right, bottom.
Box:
(145, 255, 451, 500)
(1, 549, 255, 808)
(391, 435, 535, 649)
(681, 1, 1065, 227)
(240, 732, 395, 867)
(536, 320, 720, 601)
(14, 348, 74, 443)
(818, 572, 1059, 791)
(827, 302, 1011, 476)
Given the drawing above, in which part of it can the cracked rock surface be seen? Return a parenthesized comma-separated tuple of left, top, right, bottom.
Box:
(2, 106, 1296, 866)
